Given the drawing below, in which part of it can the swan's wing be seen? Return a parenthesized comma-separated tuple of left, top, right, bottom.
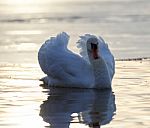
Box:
(98, 36, 115, 79)
(38, 41, 48, 74)
(38, 32, 70, 75)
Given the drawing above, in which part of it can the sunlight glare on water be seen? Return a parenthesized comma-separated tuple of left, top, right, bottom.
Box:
(1, 0, 39, 14)
(0, 0, 65, 14)
(0, 0, 150, 59)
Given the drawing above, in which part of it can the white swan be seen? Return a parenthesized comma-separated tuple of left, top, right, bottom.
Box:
(38, 32, 115, 89)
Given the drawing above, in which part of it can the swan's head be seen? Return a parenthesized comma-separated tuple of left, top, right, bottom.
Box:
(87, 37, 99, 60)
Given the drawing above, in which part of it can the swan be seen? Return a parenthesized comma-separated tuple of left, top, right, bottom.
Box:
(38, 32, 115, 89)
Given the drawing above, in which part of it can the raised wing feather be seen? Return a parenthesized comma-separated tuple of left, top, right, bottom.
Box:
(38, 32, 70, 75)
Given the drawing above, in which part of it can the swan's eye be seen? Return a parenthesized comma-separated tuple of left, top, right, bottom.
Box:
(91, 43, 98, 50)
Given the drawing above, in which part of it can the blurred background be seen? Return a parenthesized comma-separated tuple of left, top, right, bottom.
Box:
(0, 0, 150, 64)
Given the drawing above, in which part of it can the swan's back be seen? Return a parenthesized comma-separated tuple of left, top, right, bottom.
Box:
(77, 34, 115, 80)
(38, 32, 70, 75)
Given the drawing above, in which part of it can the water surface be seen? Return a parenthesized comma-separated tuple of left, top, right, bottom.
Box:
(0, 0, 150, 127)
(0, 60, 149, 128)
(0, 0, 150, 63)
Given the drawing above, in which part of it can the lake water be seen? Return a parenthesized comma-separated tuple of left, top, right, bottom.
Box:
(0, 61, 150, 128)
(0, 0, 150, 62)
(0, 0, 150, 128)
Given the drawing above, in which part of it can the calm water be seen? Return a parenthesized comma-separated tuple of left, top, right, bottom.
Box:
(0, 0, 150, 63)
(0, 0, 150, 128)
(0, 60, 150, 128)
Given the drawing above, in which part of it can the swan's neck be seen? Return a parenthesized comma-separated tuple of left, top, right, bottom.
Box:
(90, 58, 111, 87)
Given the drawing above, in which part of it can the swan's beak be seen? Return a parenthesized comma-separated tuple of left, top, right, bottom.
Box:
(91, 43, 99, 59)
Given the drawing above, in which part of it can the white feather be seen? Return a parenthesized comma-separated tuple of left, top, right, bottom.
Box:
(38, 32, 115, 89)
(77, 34, 115, 79)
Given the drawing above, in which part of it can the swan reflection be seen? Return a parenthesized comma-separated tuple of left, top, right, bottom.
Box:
(39, 87, 116, 128)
